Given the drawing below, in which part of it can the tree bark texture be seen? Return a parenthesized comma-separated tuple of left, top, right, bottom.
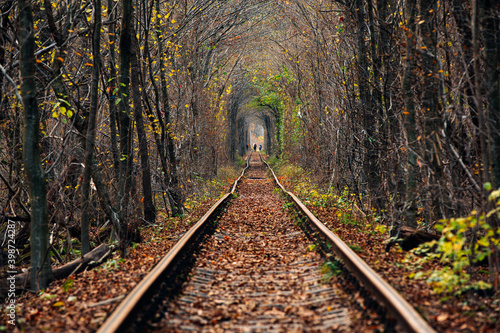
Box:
(131, 31, 156, 224)
(403, 0, 418, 227)
(81, 0, 101, 255)
(117, 0, 134, 251)
(19, 0, 52, 291)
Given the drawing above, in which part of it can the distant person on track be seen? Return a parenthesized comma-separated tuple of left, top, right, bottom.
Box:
(253, 143, 257, 151)
(259, 144, 262, 151)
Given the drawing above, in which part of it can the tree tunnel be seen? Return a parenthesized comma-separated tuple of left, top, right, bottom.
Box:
(235, 106, 277, 159)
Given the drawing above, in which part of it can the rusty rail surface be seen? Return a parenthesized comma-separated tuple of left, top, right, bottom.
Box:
(97, 155, 250, 333)
(260, 153, 435, 333)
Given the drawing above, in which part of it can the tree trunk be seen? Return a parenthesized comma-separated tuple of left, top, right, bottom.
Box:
(482, 1, 500, 188)
(81, 0, 101, 255)
(107, 0, 121, 180)
(131, 31, 156, 224)
(0, 1, 13, 110)
(453, 0, 479, 128)
(116, 0, 134, 254)
(355, 0, 379, 207)
(421, 0, 447, 222)
(13, 244, 110, 291)
(403, 0, 418, 227)
(19, 0, 52, 290)
(155, 0, 184, 216)
(479, 0, 500, 292)
(238, 117, 246, 156)
(275, 106, 283, 158)
(264, 114, 273, 154)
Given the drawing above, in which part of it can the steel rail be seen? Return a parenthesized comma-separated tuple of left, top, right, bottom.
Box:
(97, 154, 251, 333)
(260, 153, 435, 333)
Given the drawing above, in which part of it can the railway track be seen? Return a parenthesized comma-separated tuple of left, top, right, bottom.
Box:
(97, 153, 435, 333)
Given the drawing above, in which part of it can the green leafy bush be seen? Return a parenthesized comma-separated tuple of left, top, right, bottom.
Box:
(409, 185, 500, 295)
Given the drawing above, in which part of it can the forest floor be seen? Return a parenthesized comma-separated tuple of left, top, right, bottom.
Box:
(2, 158, 500, 332)
(1, 211, 209, 332)
(0, 173, 238, 332)
(273, 161, 500, 333)
(307, 207, 500, 332)
(149, 160, 360, 332)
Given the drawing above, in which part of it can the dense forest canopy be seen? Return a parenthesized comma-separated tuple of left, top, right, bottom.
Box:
(1, 0, 499, 291)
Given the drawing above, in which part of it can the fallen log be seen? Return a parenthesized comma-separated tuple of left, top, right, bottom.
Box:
(385, 226, 440, 252)
(13, 243, 111, 292)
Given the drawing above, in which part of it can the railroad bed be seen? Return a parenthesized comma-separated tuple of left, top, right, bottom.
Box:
(149, 153, 351, 332)
(98, 153, 435, 333)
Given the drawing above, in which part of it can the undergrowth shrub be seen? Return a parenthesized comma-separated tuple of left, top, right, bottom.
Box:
(272, 158, 374, 228)
(407, 185, 500, 296)
(184, 165, 240, 211)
